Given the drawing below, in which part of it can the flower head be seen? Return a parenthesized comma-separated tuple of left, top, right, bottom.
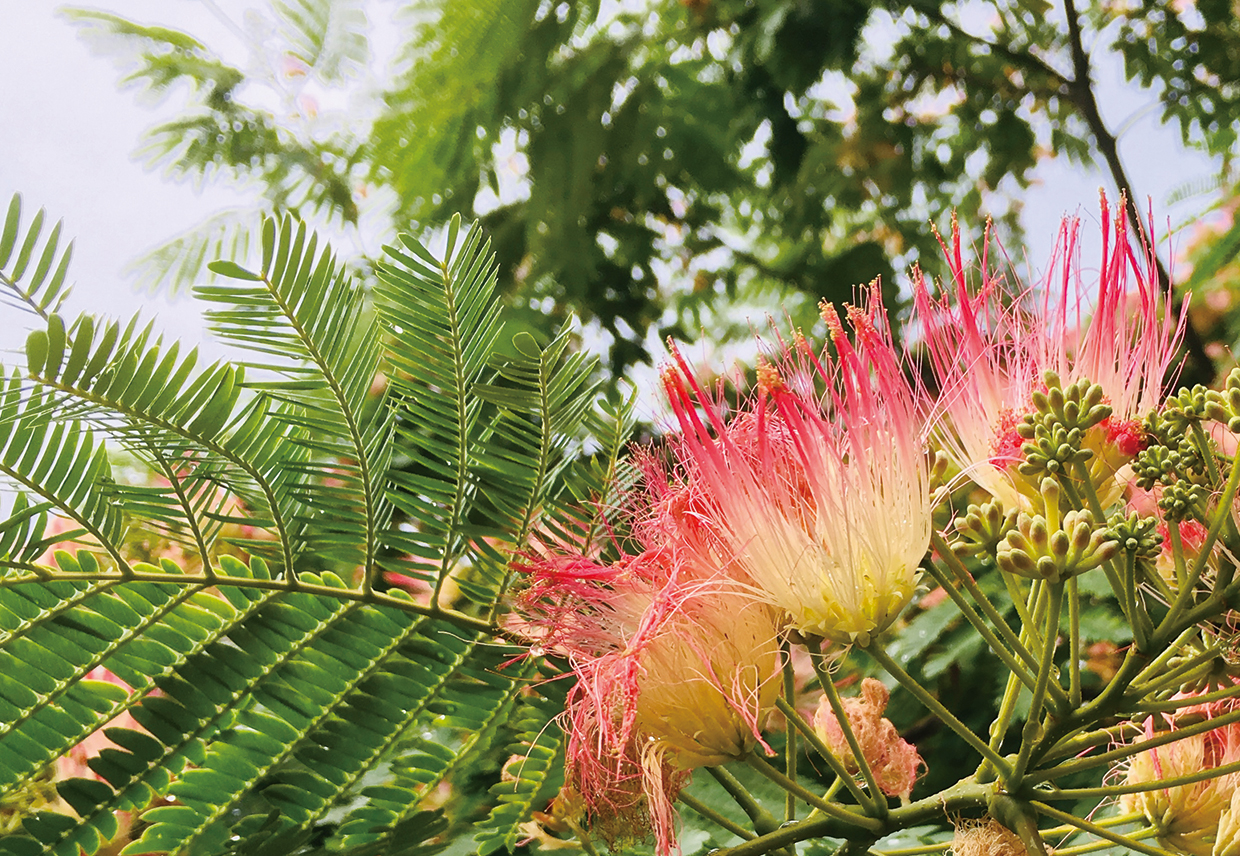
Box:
(517, 547, 782, 854)
(812, 677, 924, 800)
(1119, 688, 1240, 855)
(949, 817, 1026, 856)
(917, 198, 1182, 507)
(660, 283, 931, 644)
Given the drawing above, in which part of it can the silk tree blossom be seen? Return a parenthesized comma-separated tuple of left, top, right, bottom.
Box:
(813, 678, 924, 800)
(916, 197, 1183, 508)
(516, 547, 782, 855)
(661, 284, 932, 644)
(1119, 687, 1240, 855)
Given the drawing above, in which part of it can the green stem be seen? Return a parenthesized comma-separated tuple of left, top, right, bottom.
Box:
(980, 668, 1024, 781)
(1025, 579, 1048, 657)
(865, 644, 1011, 774)
(1186, 439, 1240, 594)
(1040, 752, 1240, 799)
(1040, 721, 1140, 765)
(678, 792, 757, 841)
(1134, 680, 1240, 712)
(869, 843, 953, 856)
(1029, 800, 1178, 856)
(711, 780, 991, 856)
(979, 578, 1052, 779)
(1040, 811, 1147, 836)
(1002, 569, 1036, 637)
(1067, 576, 1081, 707)
(1192, 421, 1223, 485)
(930, 531, 1040, 672)
(1130, 625, 1201, 689)
(1132, 639, 1222, 697)
(1071, 463, 1131, 620)
(1121, 549, 1151, 652)
(775, 696, 874, 812)
(1010, 582, 1064, 786)
(1053, 826, 1159, 856)
(1167, 518, 1190, 593)
(921, 549, 1044, 694)
(809, 648, 886, 815)
(745, 754, 882, 833)
(1027, 704, 1240, 784)
(782, 641, 798, 823)
(707, 765, 782, 836)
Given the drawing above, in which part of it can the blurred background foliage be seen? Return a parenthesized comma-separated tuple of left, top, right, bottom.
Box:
(69, 0, 1240, 385)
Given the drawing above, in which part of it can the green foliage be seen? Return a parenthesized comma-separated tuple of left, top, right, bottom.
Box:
(274, 0, 370, 84)
(69, 10, 360, 227)
(69, 0, 1232, 380)
(0, 194, 74, 321)
(1117, 0, 1240, 157)
(0, 199, 613, 855)
(71, 0, 1239, 380)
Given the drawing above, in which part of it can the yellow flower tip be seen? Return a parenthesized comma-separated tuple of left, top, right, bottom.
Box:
(756, 362, 785, 395)
(1216, 788, 1240, 856)
(819, 299, 843, 333)
(949, 817, 1026, 856)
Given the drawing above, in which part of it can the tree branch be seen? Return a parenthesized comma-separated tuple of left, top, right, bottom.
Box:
(1061, 0, 1213, 385)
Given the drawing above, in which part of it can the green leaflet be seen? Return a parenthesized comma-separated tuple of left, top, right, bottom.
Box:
(0, 200, 624, 856)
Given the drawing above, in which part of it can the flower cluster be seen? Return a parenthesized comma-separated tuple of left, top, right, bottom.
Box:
(511, 199, 1202, 853)
(1120, 688, 1240, 855)
(660, 286, 932, 644)
(916, 198, 1180, 509)
(812, 678, 924, 800)
(516, 537, 783, 852)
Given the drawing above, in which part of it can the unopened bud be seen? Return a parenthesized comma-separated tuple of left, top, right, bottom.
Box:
(1049, 530, 1070, 559)
(1028, 517, 1050, 551)
(997, 549, 1036, 576)
(1070, 519, 1093, 553)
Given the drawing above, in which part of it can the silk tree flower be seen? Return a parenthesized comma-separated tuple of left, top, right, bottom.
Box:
(1119, 689, 1240, 855)
(516, 546, 782, 855)
(916, 198, 1182, 509)
(660, 284, 932, 645)
(1217, 788, 1240, 856)
(812, 678, 924, 800)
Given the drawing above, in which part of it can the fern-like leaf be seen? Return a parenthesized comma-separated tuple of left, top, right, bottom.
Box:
(0, 203, 616, 856)
(0, 194, 73, 321)
(273, 0, 369, 83)
(203, 215, 390, 585)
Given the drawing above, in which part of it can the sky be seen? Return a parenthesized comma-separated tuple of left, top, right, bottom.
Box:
(0, 1, 1226, 369)
(0, 2, 254, 363)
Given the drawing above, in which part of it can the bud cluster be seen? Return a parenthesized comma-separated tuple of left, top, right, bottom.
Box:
(993, 478, 1119, 582)
(1014, 373, 1112, 479)
(951, 499, 1019, 559)
(1201, 369, 1240, 434)
(1106, 511, 1163, 561)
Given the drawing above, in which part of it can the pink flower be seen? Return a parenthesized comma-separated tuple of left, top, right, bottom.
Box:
(517, 547, 782, 855)
(660, 284, 932, 644)
(1120, 686, 1240, 855)
(916, 198, 1182, 507)
(812, 678, 924, 800)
